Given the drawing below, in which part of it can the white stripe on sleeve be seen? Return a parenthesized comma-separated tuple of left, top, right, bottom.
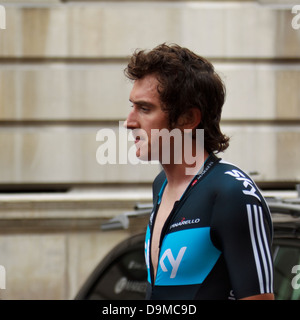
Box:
(246, 204, 273, 294)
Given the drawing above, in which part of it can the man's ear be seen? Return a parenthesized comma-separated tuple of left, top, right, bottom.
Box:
(177, 108, 202, 133)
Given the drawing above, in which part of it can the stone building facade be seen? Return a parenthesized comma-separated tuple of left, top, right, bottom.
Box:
(0, 0, 299, 299)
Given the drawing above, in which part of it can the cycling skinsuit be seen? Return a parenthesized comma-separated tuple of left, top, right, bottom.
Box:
(144, 154, 273, 300)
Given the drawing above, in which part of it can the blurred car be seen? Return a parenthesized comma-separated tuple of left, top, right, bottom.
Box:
(270, 197, 300, 300)
(75, 195, 300, 300)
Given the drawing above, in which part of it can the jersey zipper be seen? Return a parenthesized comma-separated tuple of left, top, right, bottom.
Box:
(149, 203, 157, 287)
(149, 187, 165, 287)
(149, 199, 180, 287)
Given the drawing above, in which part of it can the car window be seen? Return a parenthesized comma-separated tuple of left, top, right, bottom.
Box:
(84, 247, 147, 300)
(96, 248, 146, 300)
(273, 244, 300, 300)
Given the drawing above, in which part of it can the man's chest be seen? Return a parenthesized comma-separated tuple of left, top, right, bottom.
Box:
(147, 191, 220, 285)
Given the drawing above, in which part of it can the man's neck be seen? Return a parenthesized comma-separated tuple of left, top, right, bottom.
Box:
(161, 149, 209, 189)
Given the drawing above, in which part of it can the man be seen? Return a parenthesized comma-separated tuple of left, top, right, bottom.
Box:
(124, 43, 274, 300)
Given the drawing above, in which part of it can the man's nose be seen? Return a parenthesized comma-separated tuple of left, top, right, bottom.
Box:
(124, 108, 139, 130)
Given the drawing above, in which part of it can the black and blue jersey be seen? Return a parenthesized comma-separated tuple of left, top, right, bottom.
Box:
(145, 154, 273, 300)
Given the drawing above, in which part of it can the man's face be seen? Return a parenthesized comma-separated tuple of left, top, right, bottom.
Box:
(124, 74, 170, 161)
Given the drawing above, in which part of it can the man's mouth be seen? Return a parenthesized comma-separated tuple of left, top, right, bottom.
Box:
(135, 136, 141, 144)
(131, 130, 148, 145)
(133, 133, 146, 144)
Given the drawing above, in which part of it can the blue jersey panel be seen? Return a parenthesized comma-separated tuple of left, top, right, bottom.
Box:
(154, 227, 221, 286)
(145, 226, 151, 283)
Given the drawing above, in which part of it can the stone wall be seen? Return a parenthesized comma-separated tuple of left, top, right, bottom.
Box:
(0, 186, 152, 299)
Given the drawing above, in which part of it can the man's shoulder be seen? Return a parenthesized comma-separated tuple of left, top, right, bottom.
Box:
(212, 159, 265, 204)
(213, 159, 254, 183)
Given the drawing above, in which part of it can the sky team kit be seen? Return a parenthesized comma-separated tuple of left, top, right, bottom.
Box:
(145, 154, 273, 300)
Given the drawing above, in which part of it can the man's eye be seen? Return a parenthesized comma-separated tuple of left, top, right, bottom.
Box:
(140, 106, 150, 112)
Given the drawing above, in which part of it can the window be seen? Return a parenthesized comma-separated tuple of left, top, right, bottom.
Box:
(273, 243, 300, 300)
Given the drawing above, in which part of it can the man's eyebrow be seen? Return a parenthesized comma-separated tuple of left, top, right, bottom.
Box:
(129, 99, 156, 108)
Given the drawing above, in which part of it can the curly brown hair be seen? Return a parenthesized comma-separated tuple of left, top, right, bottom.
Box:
(124, 43, 229, 153)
